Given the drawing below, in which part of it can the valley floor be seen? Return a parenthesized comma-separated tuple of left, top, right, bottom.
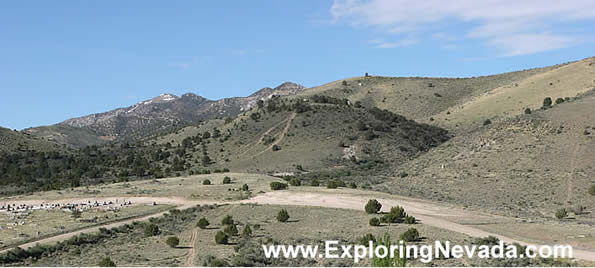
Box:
(1, 173, 594, 266)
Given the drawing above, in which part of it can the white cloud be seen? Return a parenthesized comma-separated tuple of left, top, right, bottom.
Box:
(370, 38, 417, 48)
(331, 0, 595, 55)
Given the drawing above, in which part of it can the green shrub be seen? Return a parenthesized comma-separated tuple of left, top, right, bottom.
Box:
(144, 223, 160, 237)
(589, 185, 595, 196)
(381, 213, 399, 224)
(483, 119, 492, 126)
(555, 98, 565, 104)
(289, 178, 301, 186)
(166, 236, 180, 248)
(326, 180, 338, 189)
(223, 176, 232, 184)
(555, 208, 567, 220)
(277, 209, 290, 222)
(202, 179, 211, 185)
(241, 184, 249, 191)
(215, 231, 229, 245)
(360, 233, 376, 245)
(390, 206, 406, 219)
(272, 145, 281, 151)
(327, 179, 345, 188)
(524, 108, 532, 114)
(349, 182, 357, 189)
(270, 182, 288, 190)
(365, 199, 382, 214)
(197, 217, 210, 229)
(221, 215, 234, 225)
(372, 234, 407, 267)
(369, 217, 381, 226)
(400, 228, 420, 242)
(224, 224, 239, 236)
(98, 257, 116, 267)
(204, 255, 229, 267)
(311, 179, 320, 186)
(403, 215, 416, 224)
(473, 236, 499, 246)
(242, 224, 252, 237)
(543, 97, 552, 108)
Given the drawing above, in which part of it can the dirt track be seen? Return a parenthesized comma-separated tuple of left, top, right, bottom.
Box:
(2, 191, 594, 262)
(243, 191, 595, 262)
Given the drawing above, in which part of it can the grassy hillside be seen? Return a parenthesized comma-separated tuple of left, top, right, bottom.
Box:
(0, 127, 63, 153)
(377, 90, 595, 220)
(24, 124, 109, 148)
(151, 96, 449, 177)
(299, 57, 595, 133)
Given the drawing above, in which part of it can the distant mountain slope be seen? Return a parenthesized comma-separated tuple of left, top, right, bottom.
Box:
(299, 57, 595, 132)
(0, 127, 63, 153)
(25, 82, 305, 147)
(377, 90, 595, 220)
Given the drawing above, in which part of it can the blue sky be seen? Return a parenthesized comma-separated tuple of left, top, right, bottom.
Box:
(1, 0, 594, 130)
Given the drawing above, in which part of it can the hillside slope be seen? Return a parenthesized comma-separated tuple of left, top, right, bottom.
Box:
(0, 127, 63, 153)
(151, 96, 450, 176)
(299, 57, 595, 133)
(377, 90, 595, 220)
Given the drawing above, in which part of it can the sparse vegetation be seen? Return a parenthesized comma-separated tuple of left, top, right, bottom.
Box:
(543, 97, 553, 108)
(289, 178, 301, 186)
(221, 215, 234, 225)
(555, 208, 567, 220)
(359, 233, 376, 245)
(270, 182, 288, 190)
(98, 257, 117, 267)
(144, 223, 160, 237)
(277, 209, 290, 222)
(215, 231, 229, 245)
(197, 217, 210, 229)
(403, 215, 416, 224)
(369, 217, 381, 226)
(372, 234, 407, 267)
(224, 224, 239, 236)
(165, 236, 180, 248)
(400, 227, 420, 242)
(242, 224, 252, 237)
(589, 185, 595, 196)
(365, 199, 382, 214)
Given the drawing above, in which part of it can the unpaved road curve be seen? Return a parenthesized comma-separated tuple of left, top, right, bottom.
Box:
(2, 192, 594, 262)
(243, 191, 595, 262)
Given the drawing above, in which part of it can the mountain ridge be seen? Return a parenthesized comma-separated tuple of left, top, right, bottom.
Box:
(25, 82, 306, 147)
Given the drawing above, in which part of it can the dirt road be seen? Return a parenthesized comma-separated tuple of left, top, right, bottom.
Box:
(2, 191, 594, 262)
(243, 191, 595, 262)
